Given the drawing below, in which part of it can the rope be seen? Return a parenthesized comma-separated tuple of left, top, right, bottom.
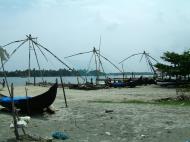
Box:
(99, 53, 122, 73)
(30, 39, 85, 82)
(31, 41, 44, 82)
(64, 51, 93, 59)
(95, 52, 106, 78)
(1, 39, 26, 48)
(119, 53, 143, 64)
(0, 39, 28, 70)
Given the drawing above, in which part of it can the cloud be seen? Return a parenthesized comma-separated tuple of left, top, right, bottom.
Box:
(1, 0, 190, 71)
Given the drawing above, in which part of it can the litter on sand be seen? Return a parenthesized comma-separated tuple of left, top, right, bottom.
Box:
(52, 131, 69, 140)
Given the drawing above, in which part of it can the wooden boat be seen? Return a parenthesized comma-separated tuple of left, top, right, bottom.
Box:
(156, 80, 190, 87)
(69, 83, 106, 90)
(0, 83, 58, 112)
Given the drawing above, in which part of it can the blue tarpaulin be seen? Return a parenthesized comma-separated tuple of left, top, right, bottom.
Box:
(112, 82, 126, 87)
(0, 96, 31, 103)
(52, 131, 69, 140)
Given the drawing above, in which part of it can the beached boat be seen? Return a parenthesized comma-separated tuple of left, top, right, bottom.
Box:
(69, 83, 106, 90)
(0, 83, 58, 112)
(156, 80, 190, 87)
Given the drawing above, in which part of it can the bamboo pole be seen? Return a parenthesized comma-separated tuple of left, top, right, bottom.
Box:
(34, 75, 36, 86)
(77, 76, 79, 85)
(60, 76, 68, 108)
(31, 41, 44, 83)
(122, 63, 125, 82)
(93, 47, 99, 85)
(10, 83, 20, 140)
(30, 38, 86, 81)
(25, 87, 30, 115)
(0, 39, 28, 70)
(28, 39, 31, 83)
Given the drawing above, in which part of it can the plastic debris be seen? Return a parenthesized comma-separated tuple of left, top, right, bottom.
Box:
(10, 120, 27, 128)
(10, 116, 31, 128)
(19, 116, 31, 123)
(52, 131, 69, 140)
(105, 132, 111, 136)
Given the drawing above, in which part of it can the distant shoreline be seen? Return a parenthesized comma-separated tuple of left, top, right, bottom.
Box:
(0, 69, 153, 77)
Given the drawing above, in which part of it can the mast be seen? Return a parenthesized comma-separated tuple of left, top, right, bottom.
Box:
(93, 47, 99, 85)
(28, 35, 32, 83)
(2, 34, 85, 85)
(119, 51, 158, 77)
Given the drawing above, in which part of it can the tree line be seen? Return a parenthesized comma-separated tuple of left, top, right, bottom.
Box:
(0, 69, 106, 77)
(2, 49, 189, 79)
(155, 50, 190, 80)
(0, 68, 154, 77)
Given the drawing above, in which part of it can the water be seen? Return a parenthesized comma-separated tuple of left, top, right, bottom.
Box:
(0, 76, 98, 86)
(0, 76, 82, 86)
(0, 74, 153, 86)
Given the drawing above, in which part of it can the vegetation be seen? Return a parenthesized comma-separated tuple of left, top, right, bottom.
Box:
(0, 69, 106, 77)
(0, 68, 153, 77)
(155, 50, 190, 79)
(107, 72, 154, 76)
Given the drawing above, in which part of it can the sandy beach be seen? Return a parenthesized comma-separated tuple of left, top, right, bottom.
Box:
(1, 84, 190, 142)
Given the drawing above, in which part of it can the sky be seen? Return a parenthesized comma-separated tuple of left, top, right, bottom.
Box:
(0, 0, 190, 73)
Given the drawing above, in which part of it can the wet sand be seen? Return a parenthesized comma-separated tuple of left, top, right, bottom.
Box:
(1, 85, 190, 142)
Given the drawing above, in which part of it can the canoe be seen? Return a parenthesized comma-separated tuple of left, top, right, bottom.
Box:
(0, 83, 58, 112)
(156, 80, 190, 87)
(69, 84, 106, 90)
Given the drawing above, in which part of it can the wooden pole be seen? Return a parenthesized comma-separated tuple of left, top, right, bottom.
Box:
(77, 76, 79, 85)
(60, 76, 68, 108)
(94, 47, 99, 85)
(25, 87, 30, 115)
(33, 68, 36, 86)
(132, 72, 134, 79)
(10, 83, 20, 140)
(28, 38, 31, 83)
(34, 76, 36, 86)
(122, 63, 125, 82)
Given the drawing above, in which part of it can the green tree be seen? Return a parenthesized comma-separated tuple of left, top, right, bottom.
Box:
(155, 50, 190, 79)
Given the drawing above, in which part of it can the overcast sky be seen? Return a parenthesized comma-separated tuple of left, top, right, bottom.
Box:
(0, 0, 190, 72)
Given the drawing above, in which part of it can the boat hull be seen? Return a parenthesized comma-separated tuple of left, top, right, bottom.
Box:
(0, 83, 58, 112)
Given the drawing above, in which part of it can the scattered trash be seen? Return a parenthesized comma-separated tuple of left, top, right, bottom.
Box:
(10, 120, 27, 128)
(10, 116, 31, 128)
(19, 116, 31, 123)
(52, 131, 69, 140)
(140, 134, 148, 139)
(105, 132, 111, 136)
(141, 134, 146, 137)
(105, 110, 114, 113)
